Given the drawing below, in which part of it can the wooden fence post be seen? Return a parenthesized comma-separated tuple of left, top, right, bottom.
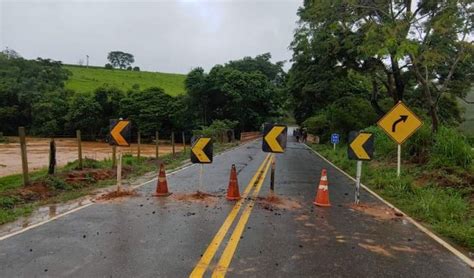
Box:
(171, 132, 175, 157)
(48, 138, 56, 175)
(112, 145, 117, 168)
(76, 130, 83, 169)
(155, 131, 159, 159)
(19, 127, 29, 186)
(137, 131, 141, 159)
(182, 131, 186, 152)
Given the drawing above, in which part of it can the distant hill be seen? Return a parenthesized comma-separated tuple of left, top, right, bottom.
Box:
(64, 65, 186, 96)
(459, 89, 474, 137)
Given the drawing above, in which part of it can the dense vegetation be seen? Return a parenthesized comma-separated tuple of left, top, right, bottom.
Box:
(0, 52, 285, 138)
(289, 0, 473, 135)
(64, 65, 186, 96)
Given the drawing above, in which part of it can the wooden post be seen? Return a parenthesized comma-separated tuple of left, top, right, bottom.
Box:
(112, 145, 117, 168)
(171, 131, 175, 157)
(48, 138, 56, 175)
(116, 148, 122, 192)
(137, 131, 141, 159)
(182, 131, 186, 152)
(76, 130, 83, 169)
(155, 131, 159, 159)
(18, 127, 29, 186)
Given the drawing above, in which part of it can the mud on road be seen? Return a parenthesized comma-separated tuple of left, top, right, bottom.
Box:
(0, 137, 184, 177)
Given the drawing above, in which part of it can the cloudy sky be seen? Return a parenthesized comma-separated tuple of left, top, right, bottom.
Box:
(0, 0, 302, 73)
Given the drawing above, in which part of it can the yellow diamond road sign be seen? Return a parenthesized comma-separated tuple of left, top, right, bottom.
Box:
(377, 101, 423, 145)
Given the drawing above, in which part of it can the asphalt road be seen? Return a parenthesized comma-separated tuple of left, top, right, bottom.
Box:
(0, 136, 472, 277)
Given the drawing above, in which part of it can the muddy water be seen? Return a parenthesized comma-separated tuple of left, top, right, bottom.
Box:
(0, 137, 185, 177)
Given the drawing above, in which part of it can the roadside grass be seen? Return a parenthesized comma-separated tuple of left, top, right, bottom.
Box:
(310, 143, 474, 252)
(0, 142, 238, 225)
(64, 65, 186, 96)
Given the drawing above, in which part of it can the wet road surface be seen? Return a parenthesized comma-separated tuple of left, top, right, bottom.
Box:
(0, 137, 472, 277)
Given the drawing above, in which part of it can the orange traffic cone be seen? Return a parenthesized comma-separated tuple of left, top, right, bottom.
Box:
(226, 164, 240, 200)
(154, 163, 171, 197)
(313, 169, 330, 207)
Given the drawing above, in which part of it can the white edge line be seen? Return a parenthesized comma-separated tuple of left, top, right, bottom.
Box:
(0, 139, 260, 241)
(303, 143, 474, 268)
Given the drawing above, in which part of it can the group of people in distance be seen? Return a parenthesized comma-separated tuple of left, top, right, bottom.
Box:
(293, 128, 307, 143)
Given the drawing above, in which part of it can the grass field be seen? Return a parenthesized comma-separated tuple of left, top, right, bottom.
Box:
(64, 65, 186, 96)
(459, 90, 474, 137)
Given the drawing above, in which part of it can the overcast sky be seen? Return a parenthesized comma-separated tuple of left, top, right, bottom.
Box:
(0, 0, 302, 73)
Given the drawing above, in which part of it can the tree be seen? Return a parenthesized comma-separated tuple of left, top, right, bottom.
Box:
(65, 94, 102, 137)
(184, 60, 283, 132)
(1, 47, 21, 59)
(0, 55, 70, 134)
(93, 86, 125, 137)
(289, 0, 473, 132)
(119, 87, 176, 136)
(107, 51, 135, 69)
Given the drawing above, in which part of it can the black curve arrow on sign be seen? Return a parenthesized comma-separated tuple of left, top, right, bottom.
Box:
(392, 115, 408, 132)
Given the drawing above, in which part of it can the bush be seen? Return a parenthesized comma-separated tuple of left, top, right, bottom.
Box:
(302, 96, 379, 143)
(104, 63, 113, 69)
(45, 176, 71, 190)
(302, 114, 328, 137)
(363, 126, 397, 159)
(429, 126, 473, 169)
(126, 66, 132, 71)
(133, 66, 140, 71)
(405, 124, 432, 163)
(193, 119, 238, 142)
(0, 196, 20, 209)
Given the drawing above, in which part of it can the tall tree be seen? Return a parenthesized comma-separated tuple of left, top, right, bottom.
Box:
(107, 51, 135, 69)
(289, 0, 473, 131)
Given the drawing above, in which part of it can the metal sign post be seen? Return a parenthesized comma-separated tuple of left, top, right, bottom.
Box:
(397, 144, 401, 177)
(331, 133, 339, 151)
(199, 164, 203, 193)
(355, 161, 362, 204)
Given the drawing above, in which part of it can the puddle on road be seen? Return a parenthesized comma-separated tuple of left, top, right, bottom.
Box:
(0, 198, 93, 238)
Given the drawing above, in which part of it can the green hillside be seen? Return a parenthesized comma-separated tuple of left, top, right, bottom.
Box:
(64, 65, 186, 96)
(459, 90, 474, 137)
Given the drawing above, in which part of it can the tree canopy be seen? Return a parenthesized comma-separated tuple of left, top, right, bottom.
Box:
(289, 0, 473, 132)
(107, 51, 135, 69)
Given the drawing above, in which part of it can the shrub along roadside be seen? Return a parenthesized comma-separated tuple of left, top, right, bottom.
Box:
(0, 142, 238, 225)
(309, 143, 474, 252)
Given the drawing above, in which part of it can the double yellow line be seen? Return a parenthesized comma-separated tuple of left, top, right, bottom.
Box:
(190, 153, 274, 278)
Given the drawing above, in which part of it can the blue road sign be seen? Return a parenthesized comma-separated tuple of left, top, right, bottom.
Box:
(331, 133, 340, 144)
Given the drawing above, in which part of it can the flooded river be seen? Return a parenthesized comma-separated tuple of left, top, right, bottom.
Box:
(0, 137, 184, 177)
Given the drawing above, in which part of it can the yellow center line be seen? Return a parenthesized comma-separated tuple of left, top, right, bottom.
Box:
(189, 153, 272, 278)
(212, 156, 274, 278)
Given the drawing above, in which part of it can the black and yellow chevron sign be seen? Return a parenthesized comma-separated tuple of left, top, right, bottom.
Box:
(348, 131, 374, 161)
(262, 124, 287, 153)
(191, 137, 213, 164)
(109, 119, 131, 147)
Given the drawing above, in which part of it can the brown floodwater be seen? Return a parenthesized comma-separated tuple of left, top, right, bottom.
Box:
(0, 137, 185, 177)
